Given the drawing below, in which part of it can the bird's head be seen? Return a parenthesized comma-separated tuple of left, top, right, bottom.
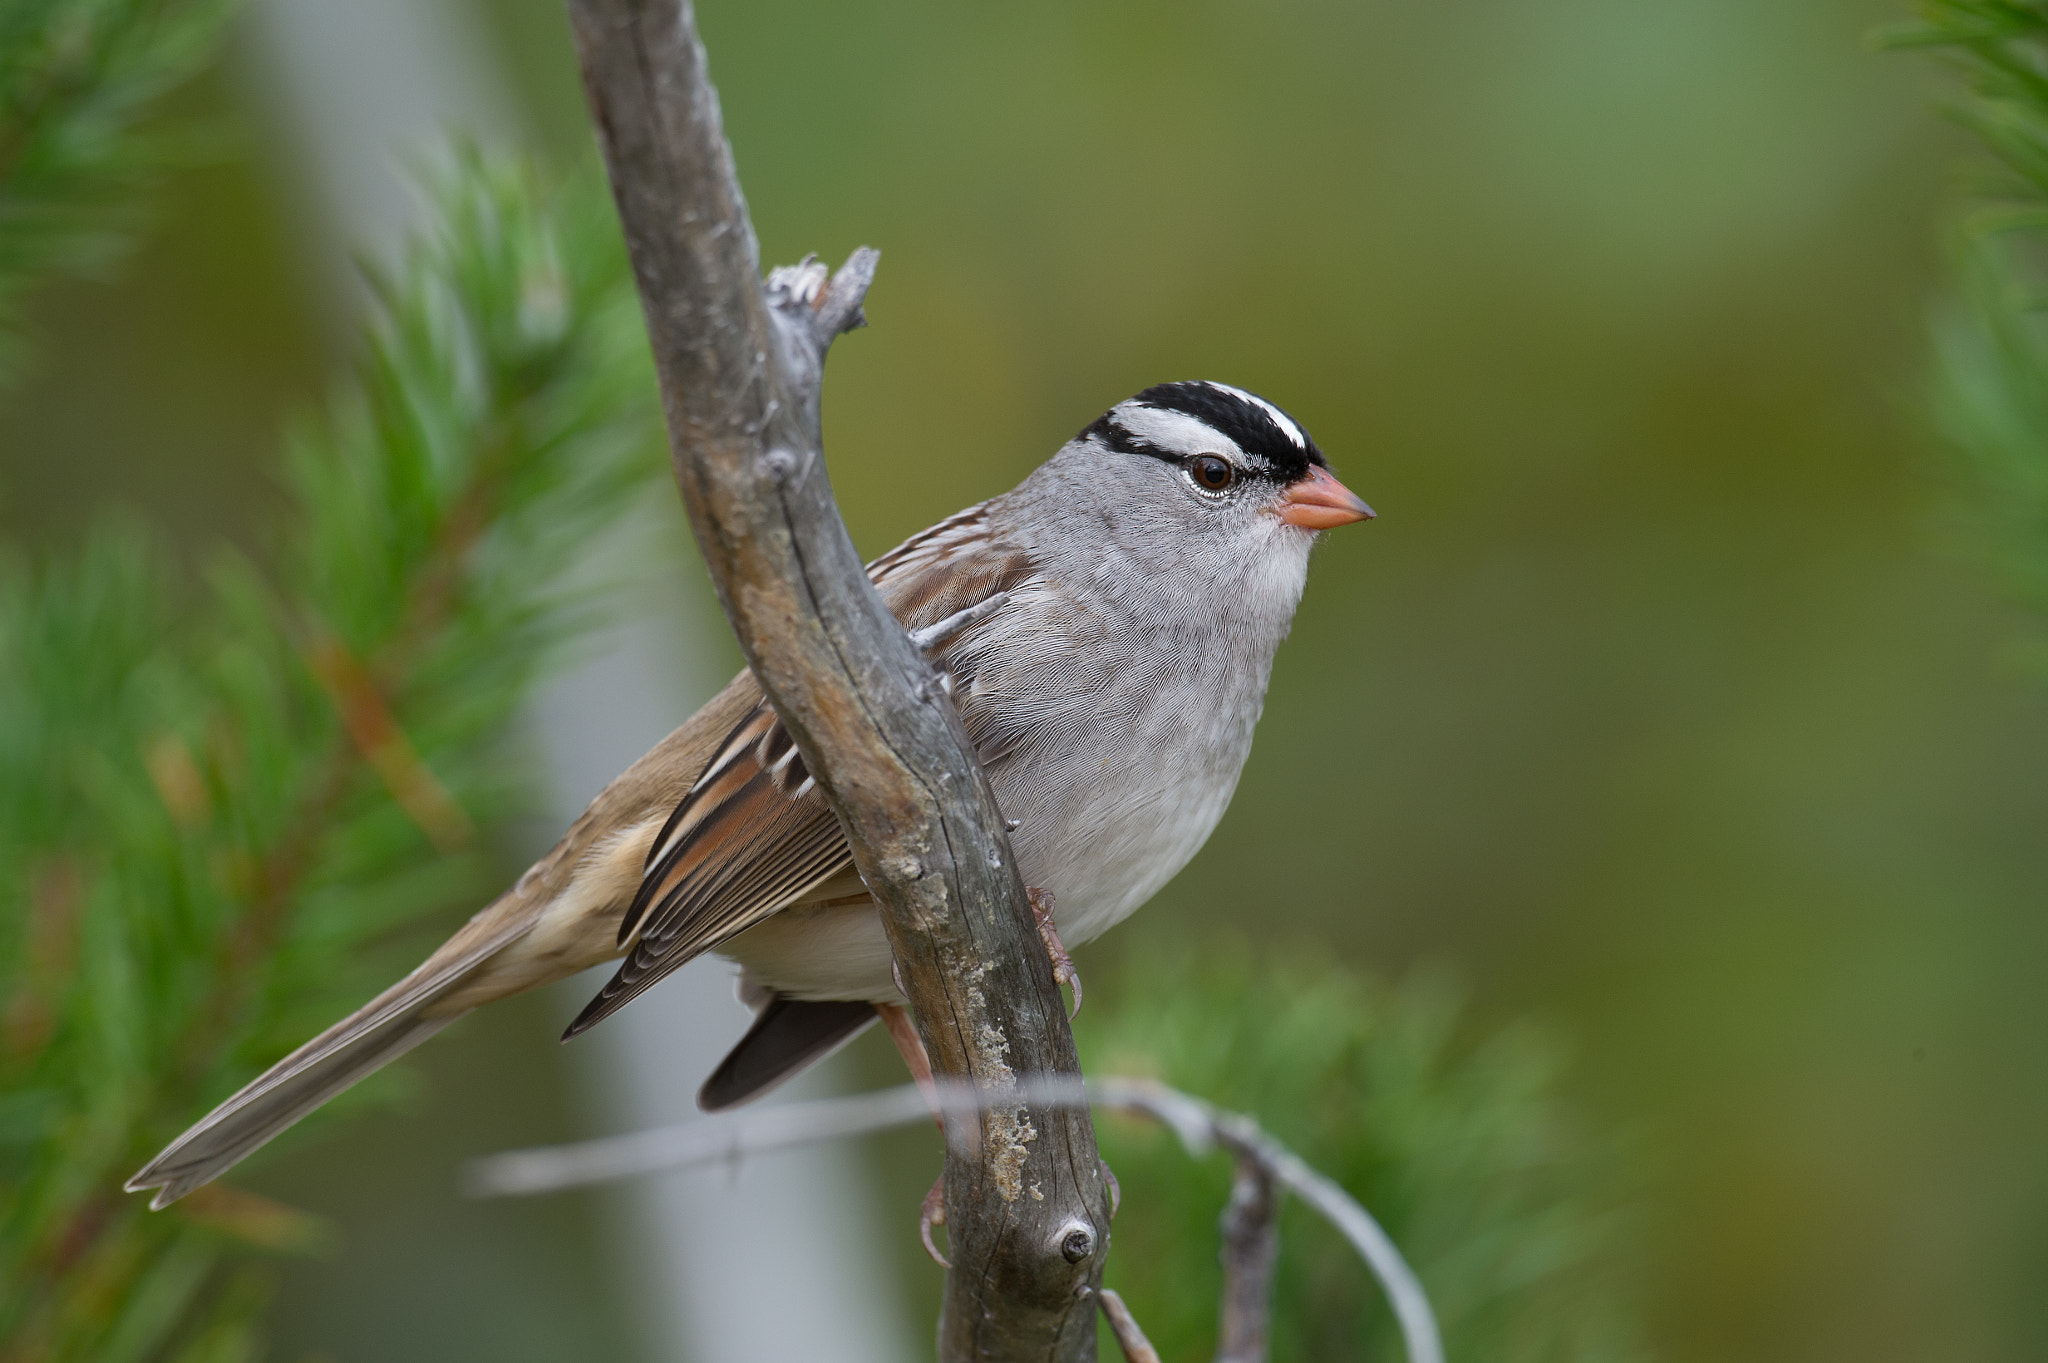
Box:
(1005, 380, 1371, 625)
(1078, 380, 1372, 537)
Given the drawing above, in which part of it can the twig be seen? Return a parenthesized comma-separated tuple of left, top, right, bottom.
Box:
(1214, 1155, 1280, 1363)
(1098, 1289, 1164, 1363)
(563, 2, 1106, 1357)
(460, 1084, 933, 1197)
(1105, 1079, 1446, 1363)
(464, 1075, 1446, 1363)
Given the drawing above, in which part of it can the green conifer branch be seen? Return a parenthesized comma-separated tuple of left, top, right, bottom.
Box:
(0, 150, 661, 1360)
(0, 0, 245, 384)
(1885, 3, 2048, 618)
(1077, 954, 1649, 1362)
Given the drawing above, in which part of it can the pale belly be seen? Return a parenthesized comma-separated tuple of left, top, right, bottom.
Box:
(715, 730, 1244, 1003)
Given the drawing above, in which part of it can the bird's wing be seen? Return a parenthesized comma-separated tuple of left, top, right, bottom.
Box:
(560, 694, 851, 1037)
(563, 503, 1037, 1035)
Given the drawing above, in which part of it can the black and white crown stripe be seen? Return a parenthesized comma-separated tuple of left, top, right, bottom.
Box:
(1080, 380, 1326, 484)
(1211, 382, 1309, 451)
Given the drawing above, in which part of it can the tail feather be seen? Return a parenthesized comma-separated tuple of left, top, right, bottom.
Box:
(697, 996, 878, 1111)
(128, 1012, 460, 1209)
(128, 918, 528, 1208)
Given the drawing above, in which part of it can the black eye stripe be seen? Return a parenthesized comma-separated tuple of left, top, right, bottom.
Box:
(1083, 417, 1245, 480)
(1081, 411, 1160, 459)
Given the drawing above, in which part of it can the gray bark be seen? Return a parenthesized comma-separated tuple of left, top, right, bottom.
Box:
(1213, 1157, 1281, 1363)
(560, 2, 1110, 1357)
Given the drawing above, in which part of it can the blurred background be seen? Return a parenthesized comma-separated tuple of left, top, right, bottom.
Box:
(7, 0, 2045, 1360)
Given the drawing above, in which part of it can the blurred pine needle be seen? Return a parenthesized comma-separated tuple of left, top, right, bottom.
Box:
(0, 14, 664, 1347)
(1078, 951, 1651, 1363)
(1882, 2, 2048, 628)
(0, 0, 244, 385)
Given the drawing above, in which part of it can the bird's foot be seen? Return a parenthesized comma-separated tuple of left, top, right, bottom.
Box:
(1027, 886, 1081, 1018)
(920, 1174, 950, 1267)
(1101, 1158, 1121, 1218)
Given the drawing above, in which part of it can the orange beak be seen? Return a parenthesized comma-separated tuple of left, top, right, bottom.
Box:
(1277, 465, 1375, 530)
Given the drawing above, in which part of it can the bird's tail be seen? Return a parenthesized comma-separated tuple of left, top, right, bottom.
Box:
(127, 917, 528, 1209)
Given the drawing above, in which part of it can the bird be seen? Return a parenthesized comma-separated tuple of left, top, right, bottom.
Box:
(127, 380, 1373, 1210)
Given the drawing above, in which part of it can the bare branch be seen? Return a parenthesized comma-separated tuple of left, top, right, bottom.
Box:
(1098, 1289, 1164, 1363)
(562, 2, 1107, 1356)
(1104, 1080, 1446, 1363)
(460, 1085, 934, 1198)
(465, 1076, 1446, 1363)
(1214, 1156, 1280, 1363)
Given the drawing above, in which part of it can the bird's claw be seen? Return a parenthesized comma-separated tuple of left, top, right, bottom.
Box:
(1027, 886, 1081, 1018)
(1100, 1159, 1121, 1218)
(920, 1174, 950, 1267)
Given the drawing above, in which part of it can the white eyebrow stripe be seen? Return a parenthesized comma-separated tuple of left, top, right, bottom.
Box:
(1114, 405, 1248, 461)
(1203, 381, 1306, 449)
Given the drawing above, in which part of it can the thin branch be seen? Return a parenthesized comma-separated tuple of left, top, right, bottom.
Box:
(563, 2, 1106, 1356)
(1213, 1155, 1280, 1363)
(464, 1076, 1446, 1363)
(1098, 1289, 1164, 1363)
(1111, 1080, 1446, 1363)
(460, 1084, 934, 1197)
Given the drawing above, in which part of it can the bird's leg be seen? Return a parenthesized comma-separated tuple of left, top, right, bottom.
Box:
(1024, 904, 1116, 1209)
(1023, 892, 1120, 1217)
(876, 1000, 939, 1119)
(1027, 886, 1082, 1018)
(876, 998, 952, 1267)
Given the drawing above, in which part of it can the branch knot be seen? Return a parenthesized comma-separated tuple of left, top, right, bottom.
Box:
(764, 248, 879, 354)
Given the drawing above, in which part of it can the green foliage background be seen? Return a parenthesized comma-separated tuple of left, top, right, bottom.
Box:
(0, 7, 666, 1342)
(1884, 2, 2048, 620)
(1078, 956, 1645, 1362)
(0, 0, 237, 384)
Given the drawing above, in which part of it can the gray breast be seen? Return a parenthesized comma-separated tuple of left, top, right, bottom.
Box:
(955, 556, 1300, 944)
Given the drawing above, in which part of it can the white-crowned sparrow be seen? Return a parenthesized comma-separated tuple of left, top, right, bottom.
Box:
(128, 381, 1372, 1208)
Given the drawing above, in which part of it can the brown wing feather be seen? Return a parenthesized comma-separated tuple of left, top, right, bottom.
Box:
(869, 502, 1036, 629)
(562, 705, 850, 1037)
(564, 507, 1037, 1037)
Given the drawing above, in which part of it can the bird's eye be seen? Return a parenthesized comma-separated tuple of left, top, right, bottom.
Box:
(1188, 455, 1235, 491)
